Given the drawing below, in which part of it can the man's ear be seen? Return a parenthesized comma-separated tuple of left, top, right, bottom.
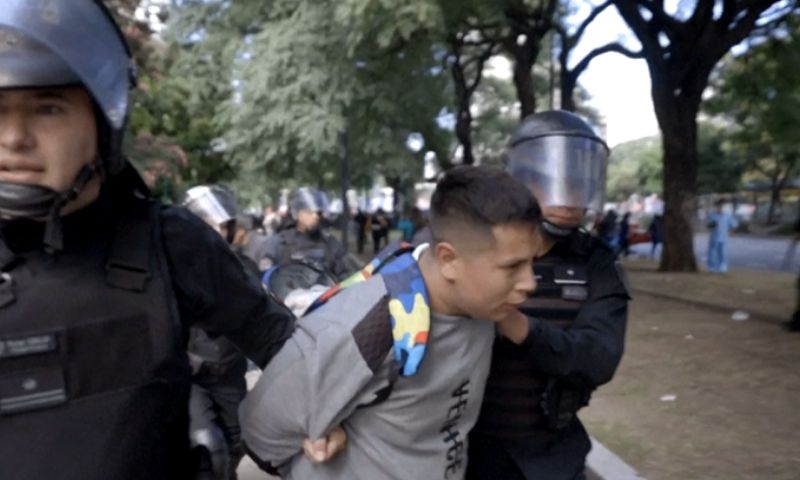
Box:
(433, 241, 460, 281)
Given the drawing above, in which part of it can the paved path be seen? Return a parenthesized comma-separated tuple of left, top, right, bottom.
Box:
(629, 233, 798, 272)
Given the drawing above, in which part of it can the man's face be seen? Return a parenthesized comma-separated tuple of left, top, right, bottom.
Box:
(297, 208, 320, 232)
(542, 205, 584, 228)
(0, 87, 97, 192)
(448, 222, 539, 322)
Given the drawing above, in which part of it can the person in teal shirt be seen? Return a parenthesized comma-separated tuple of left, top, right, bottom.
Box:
(706, 199, 739, 273)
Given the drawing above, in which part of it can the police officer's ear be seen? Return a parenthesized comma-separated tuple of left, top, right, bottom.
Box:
(433, 241, 460, 281)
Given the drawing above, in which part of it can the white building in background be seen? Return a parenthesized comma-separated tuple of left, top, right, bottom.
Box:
(644, 193, 664, 215)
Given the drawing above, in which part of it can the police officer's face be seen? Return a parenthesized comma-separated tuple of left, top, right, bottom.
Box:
(445, 222, 539, 323)
(0, 87, 99, 196)
(297, 209, 320, 232)
(542, 205, 584, 228)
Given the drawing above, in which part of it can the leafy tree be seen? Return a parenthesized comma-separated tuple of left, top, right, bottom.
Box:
(500, 0, 559, 118)
(696, 123, 746, 196)
(607, 123, 743, 202)
(167, 0, 452, 204)
(705, 19, 800, 223)
(612, 0, 793, 271)
(555, 1, 642, 112)
(472, 75, 521, 165)
(607, 135, 662, 200)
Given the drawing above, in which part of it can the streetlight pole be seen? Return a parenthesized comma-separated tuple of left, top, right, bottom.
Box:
(339, 127, 351, 250)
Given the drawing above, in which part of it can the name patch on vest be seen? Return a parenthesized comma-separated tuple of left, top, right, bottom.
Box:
(562, 286, 589, 302)
(0, 333, 57, 359)
(0, 367, 67, 415)
(553, 265, 587, 285)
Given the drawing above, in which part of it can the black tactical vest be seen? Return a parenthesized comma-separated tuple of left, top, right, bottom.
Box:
(0, 194, 192, 479)
(275, 228, 336, 272)
(475, 233, 595, 439)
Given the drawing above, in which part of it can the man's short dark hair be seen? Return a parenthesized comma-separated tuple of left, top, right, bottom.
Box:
(429, 165, 541, 244)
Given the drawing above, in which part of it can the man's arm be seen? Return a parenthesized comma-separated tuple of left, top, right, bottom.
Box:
(161, 207, 295, 367)
(499, 249, 630, 388)
(240, 288, 396, 471)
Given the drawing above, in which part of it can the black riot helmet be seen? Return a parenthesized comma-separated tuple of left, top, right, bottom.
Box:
(289, 187, 328, 218)
(0, 0, 136, 234)
(506, 110, 609, 236)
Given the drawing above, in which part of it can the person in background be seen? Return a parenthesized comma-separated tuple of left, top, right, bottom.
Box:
(596, 209, 619, 249)
(648, 214, 663, 259)
(232, 213, 272, 272)
(263, 187, 349, 279)
(397, 209, 416, 242)
(262, 206, 281, 236)
(354, 208, 368, 254)
(182, 185, 254, 479)
(368, 208, 390, 253)
(617, 212, 631, 257)
(706, 199, 738, 273)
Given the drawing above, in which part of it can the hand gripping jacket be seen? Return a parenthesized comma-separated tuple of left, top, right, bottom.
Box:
(0, 193, 190, 480)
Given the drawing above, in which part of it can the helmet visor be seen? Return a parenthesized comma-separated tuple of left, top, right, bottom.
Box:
(183, 186, 236, 227)
(291, 189, 327, 217)
(507, 135, 608, 213)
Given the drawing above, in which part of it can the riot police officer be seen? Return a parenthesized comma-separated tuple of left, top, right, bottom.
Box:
(182, 185, 255, 480)
(467, 111, 630, 480)
(263, 187, 350, 279)
(0, 2, 294, 479)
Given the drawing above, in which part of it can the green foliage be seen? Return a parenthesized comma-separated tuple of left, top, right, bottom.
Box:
(607, 135, 662, 201)
(696, 123, 746, 194)
(704, 21, 800, 193)
(128, 0, 604, 206)
(472, 75, 520, 166)
(607, 123, 743, 200)
(125, 42, 233, 202)
(166, 0, 453, 202)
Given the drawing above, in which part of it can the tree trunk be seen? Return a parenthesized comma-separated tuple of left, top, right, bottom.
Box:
(455, 104, 475, 165)
(560, 72, 577, 112)
(512, 53, 537, 119)
(653, 83, 700, 272)
(449, 46, 476, 165)
(339, 129, 351, 248)
(766, 181, 782, 224)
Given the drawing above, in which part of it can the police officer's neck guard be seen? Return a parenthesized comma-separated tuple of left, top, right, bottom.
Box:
(541, 220, 575, 239)
(0, 159, 100, 252)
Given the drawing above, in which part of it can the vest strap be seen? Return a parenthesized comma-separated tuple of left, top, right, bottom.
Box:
(105, 202, 153, 291)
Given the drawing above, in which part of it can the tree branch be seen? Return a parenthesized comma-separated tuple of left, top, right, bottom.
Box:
(613, 0, 665, 60)
(570, 42, 644, 80)
(638, 0, 684, 40)
(573, 1, 613, 42)
(688, 0, 715, 31)
(720, 1, 782, 56)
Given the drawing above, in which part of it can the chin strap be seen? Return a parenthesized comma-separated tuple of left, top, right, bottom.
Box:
(0, 182, 60, 219)
(541, 220, 576, 239)
(42, 161, 100, 252)
(0, 159, 100, 253)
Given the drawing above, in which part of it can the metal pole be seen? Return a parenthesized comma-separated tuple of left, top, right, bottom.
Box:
(339, 127, 351, 250)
